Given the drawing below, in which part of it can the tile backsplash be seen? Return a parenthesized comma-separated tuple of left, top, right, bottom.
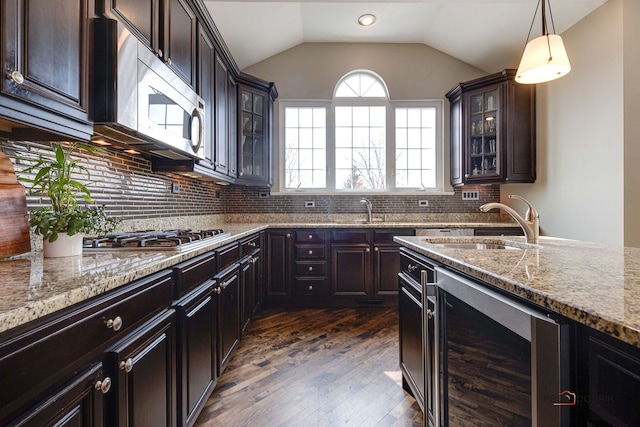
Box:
(1, 139, 501, 229)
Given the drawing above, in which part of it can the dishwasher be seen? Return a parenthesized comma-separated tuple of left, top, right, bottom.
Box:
(415, 228, 474, 237)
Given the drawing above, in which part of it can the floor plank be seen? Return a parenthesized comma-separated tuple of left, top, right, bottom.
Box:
(194, 307, 423, 427)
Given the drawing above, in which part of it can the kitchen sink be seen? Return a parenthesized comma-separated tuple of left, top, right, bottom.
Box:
(421, 237, 540, 251)
(436, 242, 521, 250)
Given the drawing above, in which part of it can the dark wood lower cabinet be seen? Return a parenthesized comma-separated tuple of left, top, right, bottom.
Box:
(8, 363, 105, 427)
(331, 244, 371, 297)
(398, 274, 424, 410)
(104, 309, 176, 427)
(216, 266, 241, 373)
(175, 284, 217, 427)
(586, 331, 640, 427)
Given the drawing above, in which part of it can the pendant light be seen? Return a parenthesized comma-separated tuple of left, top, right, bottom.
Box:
(515, 0, 571, 84)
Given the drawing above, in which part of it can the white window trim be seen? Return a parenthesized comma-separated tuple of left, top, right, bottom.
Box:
(272, 98, 452, 196)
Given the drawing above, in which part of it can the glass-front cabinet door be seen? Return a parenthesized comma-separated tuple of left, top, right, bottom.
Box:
(467, 87, 500, 181)
(239, 86, 267, 183)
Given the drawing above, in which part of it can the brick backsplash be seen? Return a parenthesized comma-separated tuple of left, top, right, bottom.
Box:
(223, 185, 500, 215)
(1, 139, 500, 223)
(0, 140, 225, 221)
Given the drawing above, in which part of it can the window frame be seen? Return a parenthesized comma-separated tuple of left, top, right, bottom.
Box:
(274, 71, 447, 195)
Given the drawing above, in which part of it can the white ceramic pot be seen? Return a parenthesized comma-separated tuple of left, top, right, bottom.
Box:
(43, 232, 83, 258)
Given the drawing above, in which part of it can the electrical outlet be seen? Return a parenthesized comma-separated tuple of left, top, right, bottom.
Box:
(172, 183, 180, 194)
(305, 200, 315, 208)
(418, 200, 429, 207)
(462, 191, 479, 200)
(259, 191, 269, 198)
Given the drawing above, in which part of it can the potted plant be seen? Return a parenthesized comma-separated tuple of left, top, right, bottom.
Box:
(20, 142, 120, 257)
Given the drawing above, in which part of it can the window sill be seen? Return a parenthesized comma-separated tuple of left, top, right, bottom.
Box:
(268, 189, 455, 197)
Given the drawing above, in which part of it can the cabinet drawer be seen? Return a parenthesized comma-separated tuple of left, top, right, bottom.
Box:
(400, 247, 435, 284)
(373, 228, 414, 244)
(174, 252, 216, 297)
(295, 261, 326, 277)
(240, 234, 260, 256)
(294, 279, 329, 297)
(0, 271, 174, 423)
(331, 229, 370, 244)
(217, 242, 240, 271)
(295, 230, 326, 243)
(295, 245, 326, 259)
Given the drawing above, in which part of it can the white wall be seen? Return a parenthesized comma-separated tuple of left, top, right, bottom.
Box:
(503, 0, 627, 246)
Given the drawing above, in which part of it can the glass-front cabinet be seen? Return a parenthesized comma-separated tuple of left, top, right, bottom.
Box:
(446, 69, 535, 187)
(236, 77, 277, 186)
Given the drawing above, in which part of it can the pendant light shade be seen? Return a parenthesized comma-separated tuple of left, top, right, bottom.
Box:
(515, 0, 571, 84)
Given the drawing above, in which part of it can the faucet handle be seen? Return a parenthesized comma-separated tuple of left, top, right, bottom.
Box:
(508, 195, 538, 220)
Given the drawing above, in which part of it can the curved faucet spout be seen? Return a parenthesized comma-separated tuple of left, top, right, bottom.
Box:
(480, 195, 539, 244)
(360, 198, 373, 223)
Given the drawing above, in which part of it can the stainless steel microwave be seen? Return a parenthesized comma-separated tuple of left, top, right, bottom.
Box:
(92, 18, 205, 160)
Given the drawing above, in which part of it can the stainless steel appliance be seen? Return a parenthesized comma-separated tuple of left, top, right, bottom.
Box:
(424, 267, 570, 427)
(83, 229, 229, 252)
(92, 18, 205, 160)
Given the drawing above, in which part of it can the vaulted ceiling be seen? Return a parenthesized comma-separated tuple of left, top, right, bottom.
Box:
(204, 0, 607, 72)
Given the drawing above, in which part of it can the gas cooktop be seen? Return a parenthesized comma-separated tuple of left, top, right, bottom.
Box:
(83, 229, 230, 251)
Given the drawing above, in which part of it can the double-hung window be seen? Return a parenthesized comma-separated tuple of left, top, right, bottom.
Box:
(281, 70, 443, 193)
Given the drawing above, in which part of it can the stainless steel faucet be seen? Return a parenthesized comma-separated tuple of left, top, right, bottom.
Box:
(360, 198, 373, 223)
(479, 195, 539, 244)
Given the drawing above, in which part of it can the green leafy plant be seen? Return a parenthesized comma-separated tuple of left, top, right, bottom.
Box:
(19, 143, 120, 242)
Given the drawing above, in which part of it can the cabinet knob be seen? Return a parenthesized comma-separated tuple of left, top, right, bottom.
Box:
(464, 173, 470, 178)
(286, 233, 291, 238)
(308, 266, 313, 272)
(157, 49, 163, 58)
(119, 358, 134, 373)
(308, 285, 313, 291)
(427, 309, 435, 320)
(213, 287, 221, 294)
(374, 247, 379, 252)
(95, 377, 112, 394)
(7, 70, 24, 85)
(166, 57, 172, 65)
(308, 234, 313, 240)
(407, 264, 417, 272)
(239, 172, 244, 176)
(308, 250, 313, 255)
(249, 242, 257, 247)
(366, 247, 370, 253)
(214, 162, 219, 167)
(106, 316, 123, 331)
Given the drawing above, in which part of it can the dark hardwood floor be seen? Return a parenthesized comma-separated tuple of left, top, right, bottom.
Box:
(194, 307, 423, 427)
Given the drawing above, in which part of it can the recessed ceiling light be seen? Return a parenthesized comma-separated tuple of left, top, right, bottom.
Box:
(358, 14, 376, 26)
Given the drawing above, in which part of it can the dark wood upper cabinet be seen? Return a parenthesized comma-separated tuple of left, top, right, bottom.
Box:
(446, 69, 536, 186)
(0, 0, 92, 140)
(107, 0, 196, 87)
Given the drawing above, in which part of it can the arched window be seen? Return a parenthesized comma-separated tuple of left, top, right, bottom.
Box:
(281, 70, 443, 193)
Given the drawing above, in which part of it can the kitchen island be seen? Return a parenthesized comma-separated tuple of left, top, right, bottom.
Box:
(395, 234, 640, 427)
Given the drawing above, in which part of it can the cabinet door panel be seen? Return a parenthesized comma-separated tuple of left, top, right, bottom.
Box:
(217, 269, 240, 372)
(214, 54, 230, 175)
(167, 0, 196, 86)
(111, 0, 155, 47)
(266, 231, 292, 296)
(106, 310, 175, 427)
(374, 246, 401, 296)
(331, 245, 370, 296)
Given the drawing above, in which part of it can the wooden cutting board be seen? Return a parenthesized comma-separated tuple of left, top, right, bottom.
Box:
(0, 152, 31, 257)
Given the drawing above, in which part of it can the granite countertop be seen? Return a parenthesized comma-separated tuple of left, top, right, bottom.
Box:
(394, 235, 640, 349)
(0, 220, 549, 337)
(0, 224, 268, 335)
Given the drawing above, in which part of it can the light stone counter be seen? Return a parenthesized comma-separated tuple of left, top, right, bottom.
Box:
(394, 235, 640, 349)
(0, 224, 267, 335)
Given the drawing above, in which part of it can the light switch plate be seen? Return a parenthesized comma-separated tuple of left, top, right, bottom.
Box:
(172, 183, 180, 194)
(462, 191, 479, 200)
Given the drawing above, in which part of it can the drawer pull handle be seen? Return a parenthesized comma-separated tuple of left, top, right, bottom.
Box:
(7, 70, 24, 85)
(95, 377, 112, 394)
(308, 285, 313, 291)
(249, 242, 257, 247)
(407, 264, 418, 272)
(427, 309, 435, 320)
(308, 250, 313, 255)
(308, 266, 313, 272)
(106, 316, 123, 331)
(119, 358, 134, 373)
